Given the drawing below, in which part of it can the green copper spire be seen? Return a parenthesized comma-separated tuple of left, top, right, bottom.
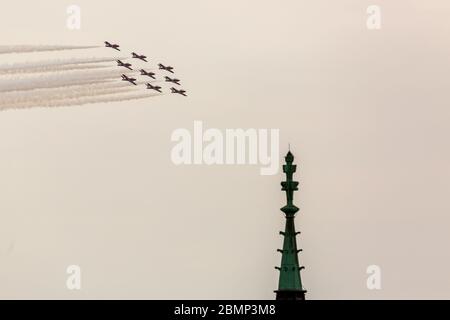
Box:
(275, 151, 306, 300)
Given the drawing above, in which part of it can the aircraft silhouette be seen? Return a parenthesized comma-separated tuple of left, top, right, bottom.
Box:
(158, 63, 174, 73)
(140, 69, 156, 79)
(122, 74, 137, 85)
(105, 41, 120, 51)
(171, 87, 187, 96)
(146, 83, 162, 93)
(117, 60, 132, 70)
(132, 52, 148, 62)
(165, 76, 180, 85)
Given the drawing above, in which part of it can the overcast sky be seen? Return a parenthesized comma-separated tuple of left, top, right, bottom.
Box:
(0, 0, 449, 299)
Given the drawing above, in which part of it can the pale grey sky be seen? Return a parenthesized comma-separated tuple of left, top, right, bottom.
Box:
(0, 0, 450, 299)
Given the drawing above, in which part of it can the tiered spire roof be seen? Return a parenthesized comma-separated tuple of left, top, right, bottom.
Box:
(275, 151, 306, 300)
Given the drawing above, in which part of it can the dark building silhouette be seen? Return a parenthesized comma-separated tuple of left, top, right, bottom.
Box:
(274, 151, 306, 300)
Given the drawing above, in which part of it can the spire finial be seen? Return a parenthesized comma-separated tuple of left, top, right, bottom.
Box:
(285, 149, 294, 164)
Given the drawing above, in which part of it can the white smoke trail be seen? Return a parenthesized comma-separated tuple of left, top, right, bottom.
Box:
(0, 81, 135, 104)
(0, 87, 138, 109)
(0, 57, 127, 73)
(0, 64, 110, 75)
(0, 69, 138, 92)
(0, 92, 160, 111)
(0, 45, 99, 54)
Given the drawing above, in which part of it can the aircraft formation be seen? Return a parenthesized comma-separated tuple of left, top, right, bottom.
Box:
(105, 41, 187, 97)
